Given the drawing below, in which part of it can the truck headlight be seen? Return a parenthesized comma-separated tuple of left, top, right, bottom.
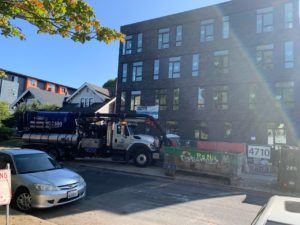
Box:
(34, 184, 59, 191)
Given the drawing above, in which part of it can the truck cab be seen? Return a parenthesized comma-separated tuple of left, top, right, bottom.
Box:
(111, 121, 161, 167)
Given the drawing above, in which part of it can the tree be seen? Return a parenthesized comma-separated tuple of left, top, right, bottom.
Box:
(0, 71, 6, 78)
(14, 101, 59, 116)
(102, 78, 116, 89)
(0, 102, 11, 127)
(0, 0, 124, 44)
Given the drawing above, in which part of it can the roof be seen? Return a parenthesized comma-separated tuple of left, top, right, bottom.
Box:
(59, 102, 108, 114)
(66, 82, 111, 103)
(0, 68, 76, 91)
(86, 83, 110, 97)
(254, 195, 300, 225)
(11, 88, 67, 107)
(0, 149, 45, 156)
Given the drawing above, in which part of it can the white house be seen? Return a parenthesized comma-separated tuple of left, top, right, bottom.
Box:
(60, 82, 115, 113)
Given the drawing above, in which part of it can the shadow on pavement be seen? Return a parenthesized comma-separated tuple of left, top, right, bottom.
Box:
(30, 164, 269, 221)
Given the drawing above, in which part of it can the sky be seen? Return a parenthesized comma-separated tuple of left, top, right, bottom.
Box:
(0, 0, 228, 89)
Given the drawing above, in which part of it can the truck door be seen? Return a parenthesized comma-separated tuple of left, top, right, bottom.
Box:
(112, 123, 131, 150)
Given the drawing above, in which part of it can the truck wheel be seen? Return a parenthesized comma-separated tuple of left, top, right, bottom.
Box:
(133, 149, 151, 167)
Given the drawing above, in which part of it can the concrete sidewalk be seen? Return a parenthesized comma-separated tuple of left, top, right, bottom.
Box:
(0, 207, 56, 225)
(70, 159, 300, 197)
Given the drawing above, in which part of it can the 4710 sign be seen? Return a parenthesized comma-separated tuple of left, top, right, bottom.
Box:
(247, 145, 271, 160)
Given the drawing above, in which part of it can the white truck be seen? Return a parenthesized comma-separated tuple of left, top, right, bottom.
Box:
(19, 111, 166, 167)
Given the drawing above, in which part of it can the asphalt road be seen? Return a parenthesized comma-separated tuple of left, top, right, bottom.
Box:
(32, 163, 270, 225)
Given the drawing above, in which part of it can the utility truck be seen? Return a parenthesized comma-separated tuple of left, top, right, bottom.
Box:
(18, 111, 166, 167)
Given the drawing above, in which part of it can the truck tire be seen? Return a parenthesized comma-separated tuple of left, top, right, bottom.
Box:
(133, 148, 151, 167)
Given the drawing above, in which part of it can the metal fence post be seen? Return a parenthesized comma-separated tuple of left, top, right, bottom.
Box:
(6, 163, 10, 225)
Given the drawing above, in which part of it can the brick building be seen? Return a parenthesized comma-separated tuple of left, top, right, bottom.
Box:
(0, 69, 76, 106)
(116, 0, 300, 148)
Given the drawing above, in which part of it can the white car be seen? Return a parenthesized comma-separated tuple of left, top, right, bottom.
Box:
(0, 149, 86, 211)
(252, 195, 300, 225)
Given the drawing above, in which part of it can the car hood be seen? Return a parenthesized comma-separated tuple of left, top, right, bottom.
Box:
(21, 168, 81, 186)
(133, 134, 154, 144)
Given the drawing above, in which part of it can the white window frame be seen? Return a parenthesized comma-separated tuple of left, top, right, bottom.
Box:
(122, 64, 127, 83)
(132, 62, 143, 82)
(168, 57, 181, 78)
(176, 25, 183, 46)
(158, 28, 170, 49)
(256, 7, 273, 33)
(200, 19, 214, 42)
(284, 41, 294, 69)
(137, 33, 143, 52)
(153, 59, 160, 80)
(122, 35, 133, 55)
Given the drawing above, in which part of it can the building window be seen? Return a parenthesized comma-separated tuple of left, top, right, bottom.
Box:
(284, 41, 294, 69)
(267, 123, 286, 147)
(198, 88, 205, 110)
(61, 87, 68, 95)
(222, 16, 230, 39)
(249, 84, 257, 110)
(284, 2, 293, 29)
(153, 59, 160, 80)
(12, 76, 18, 82)
(80, 98, 93, 108)
(224, 122, 232, 139)
(158, 28, 170, 49)
(256, 44, 274, 70)
(173, 88, 179, 111)
(89, 98, 94, 106)
(176, 25, 183, 46)
(130, 91, 141, 111)
(168, 57, 181, 78)
(213, 86, 228, 110)
(132, 62, 143, 82)
(137, 33, 143, 52)
(80, 98, 85, 108)
(275, 81, 294, 108)
(122, 35, 133, 55)
(213, 50, 229, 74)
(155, 89, 167, 111)
(257, 7, 273, 33)
(48, 83, 55, 92)
(200, 19, 214, 42)
(30, 79, 37, 87)
(166, 121, 178, 135)
(120, 91, 126, 111)
(192, 54, 200, 76)
(195, 122, 208, 140)
(122, 64, 127, 83)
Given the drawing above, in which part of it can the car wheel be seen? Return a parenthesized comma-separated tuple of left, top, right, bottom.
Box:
(14, 189, 32, 212)
(133, 149, 151, 167)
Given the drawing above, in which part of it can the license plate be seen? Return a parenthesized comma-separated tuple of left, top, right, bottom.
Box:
(67, 190, 78, 199)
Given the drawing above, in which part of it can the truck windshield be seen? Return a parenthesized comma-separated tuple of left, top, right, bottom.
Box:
(14, 153, 62, 174)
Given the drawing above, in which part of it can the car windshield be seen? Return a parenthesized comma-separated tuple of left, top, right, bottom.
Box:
(14, 153, 62, 174)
